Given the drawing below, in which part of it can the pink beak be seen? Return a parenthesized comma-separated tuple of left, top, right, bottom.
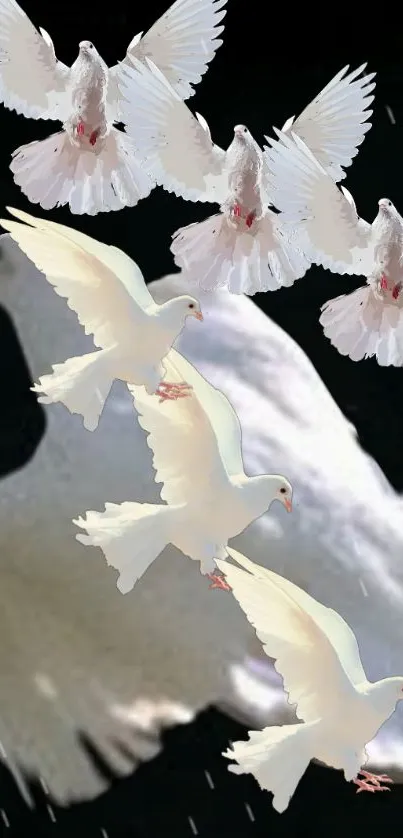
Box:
(193, 311, 203, 321)
(284, 498, 292, 513)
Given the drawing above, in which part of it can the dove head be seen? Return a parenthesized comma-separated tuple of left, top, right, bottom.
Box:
(79, 41, 98, 58)
(247, 474, 293, 516)
(378, 198, 398, 218)
(159, 296, 203, 330)
(233, 124, 253, 144)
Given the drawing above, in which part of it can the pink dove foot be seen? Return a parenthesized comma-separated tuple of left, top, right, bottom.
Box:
(89, 130, 99, 146)
(155, 381, 192, 403)
(245, 211, 256, 228)
(380, 274, 388, 291)
(392, 283, 402, 300)
(207, 572, 232, 592)
(76, 121, 85, 137)
(232, 203, 242, 219)
(353, 769, 393, 793)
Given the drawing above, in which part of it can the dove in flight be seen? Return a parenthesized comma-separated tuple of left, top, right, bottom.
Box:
(117, 59, 375, 294)
(74, 349, 292, 595)
(0, 208, 203, 430)
(0, 0, 227, 215)
(264, 131, 403, 366)
(215, 548, 403, 813)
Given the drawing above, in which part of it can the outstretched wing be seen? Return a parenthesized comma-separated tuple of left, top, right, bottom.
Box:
(6, 207, 155, 311)
(217, 549, 366, 723)
(0, 0, 71, 120)
(117, 57, 227, 204)
(0, 210, 152, 350)
(108, 0, 227, 112)
(128, 349, 243, 506)
(263, 131, 374, 276)
(281, 65, 375, 182)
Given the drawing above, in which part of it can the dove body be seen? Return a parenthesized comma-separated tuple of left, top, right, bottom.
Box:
(223, 126, 264, 226)
(65, 42, 109, 147)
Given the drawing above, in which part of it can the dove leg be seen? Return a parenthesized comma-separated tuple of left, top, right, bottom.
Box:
(353, 770, 393, 793)
(207, 572, 232, 592)
(245, 211, 256, 228)
(392, 282, 402, 300)
(155, 381, 193, 403)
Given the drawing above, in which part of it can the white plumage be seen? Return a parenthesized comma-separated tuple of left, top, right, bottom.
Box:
(0, 207, 203, 429)
(117, 59, 375, 294)
(0, 0, 227, 213)
(74, 348, 292, 593)
(216, 548, 403, 813)
(265, 132, 403, 365)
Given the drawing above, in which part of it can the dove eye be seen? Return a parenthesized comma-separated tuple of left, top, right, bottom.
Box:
(280, 487, 287, 494)
(188, 303, 195, 309)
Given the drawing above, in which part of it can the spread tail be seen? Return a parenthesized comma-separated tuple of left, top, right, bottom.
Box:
(32, 350, 114, 431)
(74, 502, 178, 593)
(10, 128, 154, 215)
(223, 723, 315, 814)
(320, 284, 403, 366)
(171, 211, 310, 295)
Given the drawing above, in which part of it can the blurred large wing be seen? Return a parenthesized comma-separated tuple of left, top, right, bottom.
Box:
(216, 549, 366, 722)
(0, 210, 152, 350)
(263, 131, 374, 276)
(117, 58, 228, 204)
(108, 0, 227, 110)
(0, 0, 70, 120)
(128, 349, 243, 506)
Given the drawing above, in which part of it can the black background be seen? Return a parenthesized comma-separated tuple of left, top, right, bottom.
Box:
(0, 0, 402, 834)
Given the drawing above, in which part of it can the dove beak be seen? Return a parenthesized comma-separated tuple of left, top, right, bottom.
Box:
(378, 199, 389, 210)
(192, 311, 204, 321)
(283, 498, 292, 513)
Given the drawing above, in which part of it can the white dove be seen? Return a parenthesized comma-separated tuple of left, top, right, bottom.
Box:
(0, 207, 203, 430)
(264, 130, 403, 366)
(0, 0, 227, 215)
(117, 59, 375, 294)
(74, 349, 292, 594)
(215, 548, 403, 814)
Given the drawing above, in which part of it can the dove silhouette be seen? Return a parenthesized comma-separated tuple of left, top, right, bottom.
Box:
(216, 548, 403, 813)
(117, 59, 375, 294)
(0, 208, 203, 429)
(0, 0, 227, 213)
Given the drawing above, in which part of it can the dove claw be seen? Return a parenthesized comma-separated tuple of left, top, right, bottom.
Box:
(89, 130, 98, 146)
(155, 381, 192, 403)
(353, 770, 393, 793)
(76, 120, 85, 137)
(207, 572, 232, 592)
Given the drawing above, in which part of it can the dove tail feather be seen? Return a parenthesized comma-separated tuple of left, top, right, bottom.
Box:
(74, 502, 180, 594)
(10, 128, 153, 216)
(171, 211, 310, 295)
(224, 723, 315, 814)
(32, 350, 114, 431)
(320, 286, 403, 366)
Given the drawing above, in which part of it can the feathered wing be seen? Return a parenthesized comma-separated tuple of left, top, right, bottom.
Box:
(216, 549, 366, 722)
(127, 349, 244, 506)
(0, 210, 152, 350)
(0, 0, 71, 120)
(117, 58, 228, 203)
(5, 207, 155, 310)
(278, 64, 375, 182)
(263, 131, 374, 276)
(108, 0, 227, 110)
